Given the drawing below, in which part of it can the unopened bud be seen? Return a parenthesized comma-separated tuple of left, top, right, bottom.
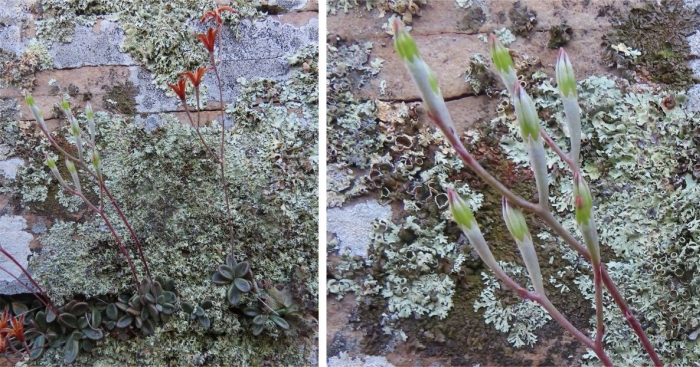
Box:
(447, 188, 476, 230)
(393, 19, 420, 63)
(502, 198, 530, 242)
(24, 92, 35, 107)
(489, 34, 514, 75)
(573, 172, 593, 225)
(65, 159, 81, 193)
(556, 48, 577, 98)
(513, 83, 541, 141)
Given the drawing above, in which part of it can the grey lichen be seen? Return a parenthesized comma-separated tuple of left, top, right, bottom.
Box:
(14, 43, 317, 366)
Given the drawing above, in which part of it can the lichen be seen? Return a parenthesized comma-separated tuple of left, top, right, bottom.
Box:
(13, 43, 317, 366)
(36, 0, 266, 90)
(601, 0, 700, 88)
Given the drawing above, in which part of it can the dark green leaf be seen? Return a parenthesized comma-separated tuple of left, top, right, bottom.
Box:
(155, 275, 166, 286)
(200, 300, 213, 310)
(163, 278, 175, 292)
(253, 314, 267, 325)
(140, 279, 151, 295)
(234, 278, 251, 293)
(90, 307, 102, 326)
(118, 294, 131, 303)
(77, 316, 88, 330)
(140, 306, 149, 321)
(160, 303, 176, 315)
(70, 302, 89, 316)
(35, 310, 48, 330)
(11, 302, 28, 316)
(106, 303, 119, 321)
(217, 265, 234, 281)
(82, 339, 93, 352)
(147, 303, 159, 319)
(182, 302, 195, 314)
(194, 306, 205, 317)
(116, 314, 133, 328)
(152, 281, 163, 298)
(104, 321, 115, 331)
(129, 295, 141, 308)
(45, 309, 56, 323)
(82, 328, 103, 341)
(211, 272, 231, 286)
(141, 319, 154, 335)
(252, 323, 264, 336)
(233, 262, 250, 278)
(30, 334, 45, 359)
(269, 315, 290, 329)
(115, 302, 129, 312)
(227, 284, 242, 305)
(243, 307, 261, 317)
(135, 315, 142, 329)
(127, 307, 141, 316)
(143, 292, 156, 304)
(160, 313, 171, 324)
(64, 337, 80, 364)
(198, 316, 210, 329)
(59, 313, 78, 329)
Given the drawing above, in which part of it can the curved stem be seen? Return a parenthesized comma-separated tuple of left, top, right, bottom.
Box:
(428, 113, 662, 366)
(209, 50, 236, 256)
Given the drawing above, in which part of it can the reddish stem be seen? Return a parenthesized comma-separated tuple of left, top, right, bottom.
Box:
(428, 113, 662, 366)
(0, 254, 57, 315)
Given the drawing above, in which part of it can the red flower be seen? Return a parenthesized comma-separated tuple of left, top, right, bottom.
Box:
(198, 27, 218, 54)
(3, 314, 26, 344)
(201, 6, 236, 25)
(167, 77, 188, 101)
(181, 67, 213, 89)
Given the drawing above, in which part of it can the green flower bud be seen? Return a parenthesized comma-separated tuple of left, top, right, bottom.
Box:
(573, 172, 593, 225)
(489, 34, 514, 75)
(556, 48, 577, 98)
(502, 198, 530, 242)
(447, 188, 476, 229)
(393, 19, 420, 63)
(24, 92, 35, 106)
(513, 83, 541, 141)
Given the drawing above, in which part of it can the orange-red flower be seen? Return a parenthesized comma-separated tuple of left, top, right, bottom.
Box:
(181, 67, 213, 89)
(198, 27, 218, 54)
(3, 314, 26, 344)
(168, 77, 188, 101)
(201, 6, 236, 25)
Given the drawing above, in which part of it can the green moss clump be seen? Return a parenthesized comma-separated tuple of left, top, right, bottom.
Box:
(601, 0, 700, 89)
(102, 81, 138, 115)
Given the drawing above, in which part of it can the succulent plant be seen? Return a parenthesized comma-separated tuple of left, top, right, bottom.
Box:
(25, 299, 106, 363)
(181, 300, 213, 329)
(242, 285, 296, 336)
(111, 276, 178, 336)
(212, 254, 257, 306)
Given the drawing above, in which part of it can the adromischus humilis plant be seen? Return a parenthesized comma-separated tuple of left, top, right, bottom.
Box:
(393, 19, 662, 366)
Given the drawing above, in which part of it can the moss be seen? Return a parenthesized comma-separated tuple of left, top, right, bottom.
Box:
(102, 81, 138, 115)
(457, 7, 486, 33)
(507, 2, 537, 37)
(601, 0, 700, 89)
(547, 24, 573, 49)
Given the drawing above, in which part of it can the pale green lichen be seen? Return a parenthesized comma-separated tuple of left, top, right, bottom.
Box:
(12, 44, 318, 366)
(37, 0, 265, 89)
(474, 261, 551, 348)
(474, 66, 700, 364)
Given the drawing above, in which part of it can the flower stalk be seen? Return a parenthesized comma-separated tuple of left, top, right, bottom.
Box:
(393, 29, 662, 366)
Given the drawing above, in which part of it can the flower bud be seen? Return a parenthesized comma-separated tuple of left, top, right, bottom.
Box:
(85, 102, 95, 143)
(556, 48, 577, 98)
(24, 92, 35, 107)
(61, 99, 71, 114)
(489, 34, 517, 95)
(573, 172, 593, 225)
(45, 156, 64, 184)
(502, 198, 530, 242)
(65, 159, 81, 193)
(91, 151, 101, 175)
(513, 83, 541, 141)
(447, 188, 475, 230)
(393, 19, 420, 63)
